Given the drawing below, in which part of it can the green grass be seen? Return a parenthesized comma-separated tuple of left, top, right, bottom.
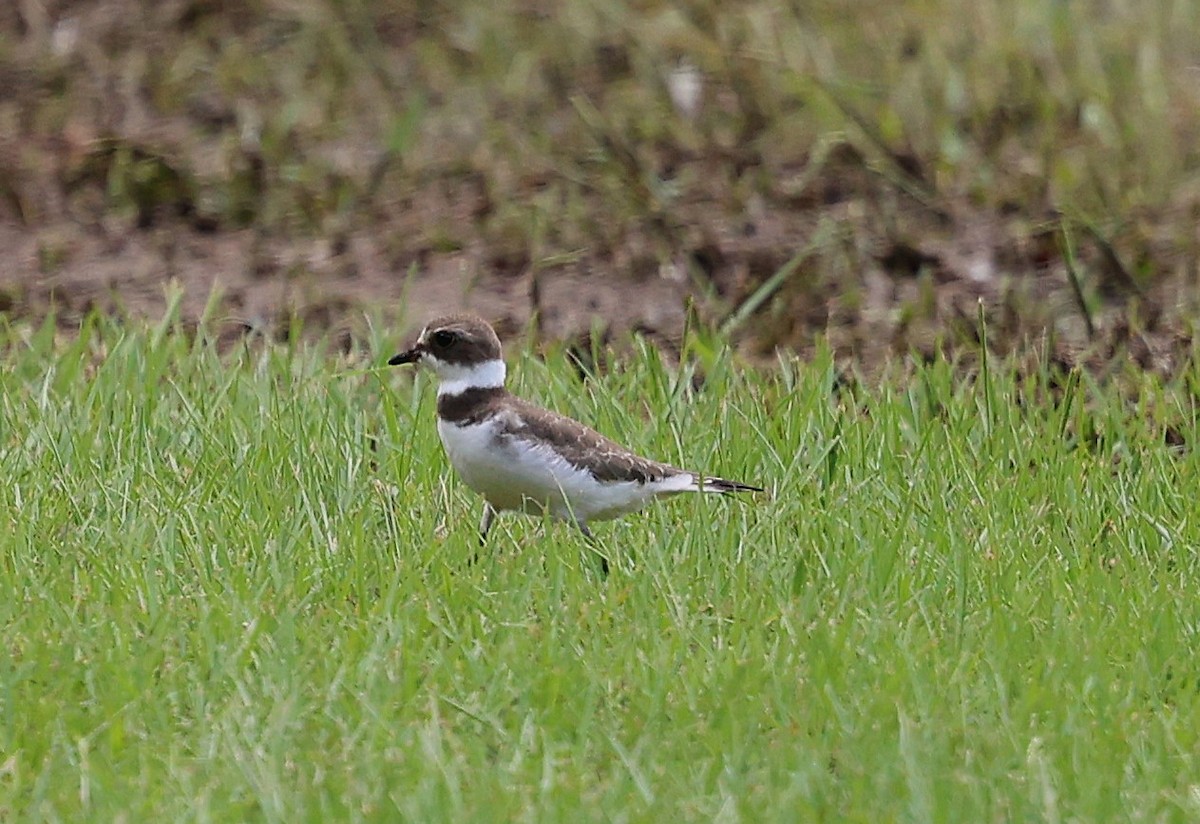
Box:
(3, 313, 1200, 821)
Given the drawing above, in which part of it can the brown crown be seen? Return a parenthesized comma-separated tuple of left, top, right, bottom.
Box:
(418, 314, 503, 365)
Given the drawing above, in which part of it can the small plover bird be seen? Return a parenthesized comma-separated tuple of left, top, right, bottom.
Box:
(389, 314, 762, 550)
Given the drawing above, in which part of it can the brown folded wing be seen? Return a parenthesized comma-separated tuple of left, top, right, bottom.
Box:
(504, 397, 683, 485)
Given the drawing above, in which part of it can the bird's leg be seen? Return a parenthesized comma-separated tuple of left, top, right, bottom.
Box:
(462, 503, 498, 567)
(576, 521, 610, 578)
(478, 503, 497, 547)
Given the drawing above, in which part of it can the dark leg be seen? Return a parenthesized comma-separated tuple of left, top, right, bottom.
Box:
(577, 521, 609, 578)
(479, 503, 497, 546)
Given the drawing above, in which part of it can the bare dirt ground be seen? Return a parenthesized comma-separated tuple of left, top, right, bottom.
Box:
(3, 2, 1199, 377)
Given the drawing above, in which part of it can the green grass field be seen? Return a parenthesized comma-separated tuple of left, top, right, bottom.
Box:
(2, 311, 1199, 821)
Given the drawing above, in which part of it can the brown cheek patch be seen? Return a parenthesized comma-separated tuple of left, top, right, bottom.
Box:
(424, 331, 499, 366)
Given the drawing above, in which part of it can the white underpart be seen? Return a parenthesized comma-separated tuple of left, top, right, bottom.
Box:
(424, 355, 507, 396)
(423, 348, 713, 523)
(437, 412, 696, 523)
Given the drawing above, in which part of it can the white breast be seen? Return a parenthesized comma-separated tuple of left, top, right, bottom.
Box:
(436, 415, 675, 522)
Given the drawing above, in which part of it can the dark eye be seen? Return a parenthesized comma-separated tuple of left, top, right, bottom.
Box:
(430, 330, 455, 348)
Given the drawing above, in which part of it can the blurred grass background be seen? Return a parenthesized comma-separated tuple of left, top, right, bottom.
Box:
(2, 0, 1199, 372)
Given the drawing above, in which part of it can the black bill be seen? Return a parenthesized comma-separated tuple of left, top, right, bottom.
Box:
(387, 347, 422, 366)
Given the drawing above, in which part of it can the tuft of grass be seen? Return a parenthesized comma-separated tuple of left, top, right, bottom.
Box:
(1, 315, 1200, 819)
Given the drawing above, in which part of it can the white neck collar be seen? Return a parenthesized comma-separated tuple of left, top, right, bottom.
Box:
(434, 358, 507, 396)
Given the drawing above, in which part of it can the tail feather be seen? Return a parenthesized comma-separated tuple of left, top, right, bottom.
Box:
(695, 475, 763, 495)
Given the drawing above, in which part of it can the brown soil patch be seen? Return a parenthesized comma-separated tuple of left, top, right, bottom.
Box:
(2, 2, 1199, 379)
